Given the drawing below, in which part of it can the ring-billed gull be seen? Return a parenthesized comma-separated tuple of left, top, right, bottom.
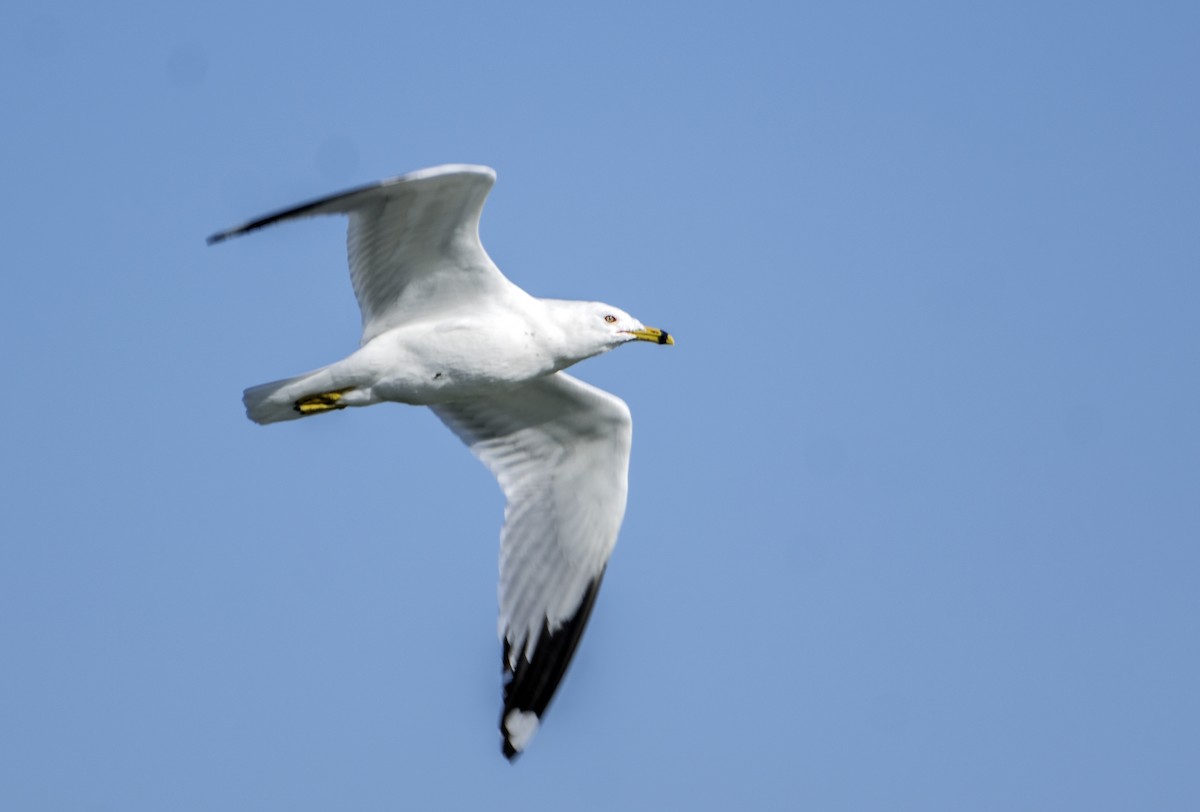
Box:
(207, 164, 673, 760)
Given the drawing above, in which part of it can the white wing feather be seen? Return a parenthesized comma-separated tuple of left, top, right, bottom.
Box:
(430, 372, 632, 663)
(207, 164, 513, 343)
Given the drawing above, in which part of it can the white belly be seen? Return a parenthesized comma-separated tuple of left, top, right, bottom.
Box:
(357, 315, 559, 404)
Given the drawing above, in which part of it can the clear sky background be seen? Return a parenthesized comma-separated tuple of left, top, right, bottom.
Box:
(2, 1, 1197, 809)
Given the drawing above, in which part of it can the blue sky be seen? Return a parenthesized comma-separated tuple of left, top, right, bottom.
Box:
(2, 1, 1198, 809)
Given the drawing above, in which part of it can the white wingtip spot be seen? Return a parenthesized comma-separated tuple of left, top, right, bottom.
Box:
(503, 709, 540, 753)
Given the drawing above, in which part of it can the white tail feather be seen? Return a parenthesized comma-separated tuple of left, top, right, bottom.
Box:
(242, 366, 339, 424)
(243, 376, 309, 424)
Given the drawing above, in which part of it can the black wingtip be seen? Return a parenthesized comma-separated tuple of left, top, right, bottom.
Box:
(498, 571, 606, 760)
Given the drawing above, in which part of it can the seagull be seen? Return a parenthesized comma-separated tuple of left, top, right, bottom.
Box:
(207, 164, 673, 760)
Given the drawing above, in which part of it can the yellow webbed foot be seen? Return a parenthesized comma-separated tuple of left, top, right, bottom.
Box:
(294, 388, 354, 415)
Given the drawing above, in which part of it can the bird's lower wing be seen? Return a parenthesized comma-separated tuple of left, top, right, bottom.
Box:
(430, 372, 633, 759)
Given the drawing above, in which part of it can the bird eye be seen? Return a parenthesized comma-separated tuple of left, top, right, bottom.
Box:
(604, 314, 617, 323)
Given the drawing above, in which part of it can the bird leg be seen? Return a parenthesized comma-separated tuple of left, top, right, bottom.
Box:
(294, 388, 354, 415)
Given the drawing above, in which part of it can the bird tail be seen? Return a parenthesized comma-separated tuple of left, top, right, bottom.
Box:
(242, 374, 312, 424)
(242, 365, 347, 424)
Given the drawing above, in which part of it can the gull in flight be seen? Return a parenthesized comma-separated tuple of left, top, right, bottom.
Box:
(207, 164, 673, 759)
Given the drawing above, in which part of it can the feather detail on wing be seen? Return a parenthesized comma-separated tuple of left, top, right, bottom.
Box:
(430, 372, 633, 758)
(206, 164, 514, 342)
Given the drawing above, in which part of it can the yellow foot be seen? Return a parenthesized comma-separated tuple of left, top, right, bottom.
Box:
(294, 388, 354, 415)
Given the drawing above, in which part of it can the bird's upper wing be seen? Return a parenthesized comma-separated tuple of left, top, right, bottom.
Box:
(430, 372, 633, 759)
(207, 164, 513, 343)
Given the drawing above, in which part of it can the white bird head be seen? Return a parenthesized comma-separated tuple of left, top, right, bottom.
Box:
(550, 300, 673, 361)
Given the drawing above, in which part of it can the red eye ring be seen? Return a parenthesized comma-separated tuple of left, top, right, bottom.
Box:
(604, 314, 617, 323)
